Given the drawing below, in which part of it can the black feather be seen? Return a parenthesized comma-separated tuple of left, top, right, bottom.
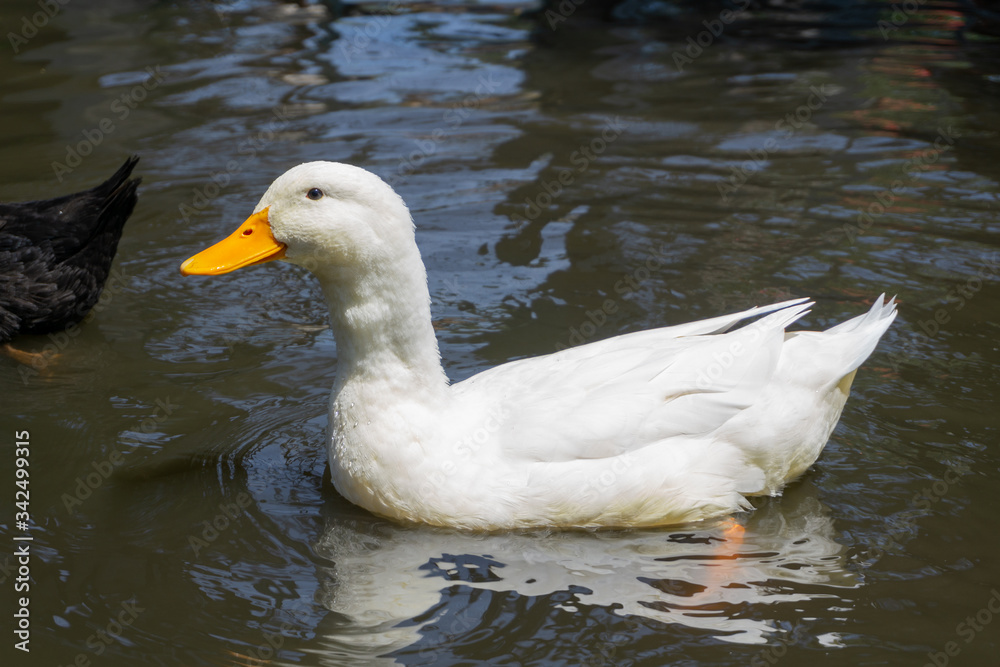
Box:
(0, 156, 141, 343)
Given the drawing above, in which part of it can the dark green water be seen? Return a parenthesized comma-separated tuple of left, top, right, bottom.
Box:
(2, 0, 999, 665)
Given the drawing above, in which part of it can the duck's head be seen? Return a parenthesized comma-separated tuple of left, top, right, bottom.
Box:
(180, 162, 414, 277)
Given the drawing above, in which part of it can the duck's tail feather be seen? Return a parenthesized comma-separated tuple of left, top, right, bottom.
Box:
(825, 294, 898, 373)
(65, 156, 141, 263)
(668, 296, 812, 339)
(95, 155, 141, 199)
(92, 155, 141, 234)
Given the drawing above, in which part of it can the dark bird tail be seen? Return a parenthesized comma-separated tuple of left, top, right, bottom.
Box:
(74, 155, 141, 258)
(0, 156, 142, 341)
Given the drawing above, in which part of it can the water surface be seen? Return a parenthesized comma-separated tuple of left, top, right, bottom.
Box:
(2, 1, 999, 665)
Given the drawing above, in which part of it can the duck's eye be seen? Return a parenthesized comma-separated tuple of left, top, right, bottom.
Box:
(307, 188, 324, 200)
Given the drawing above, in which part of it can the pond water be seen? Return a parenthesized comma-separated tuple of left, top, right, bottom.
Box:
(2, 0, 999, 665)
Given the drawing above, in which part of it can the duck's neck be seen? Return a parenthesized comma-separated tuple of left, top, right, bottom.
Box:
(315, 249, 449, 397)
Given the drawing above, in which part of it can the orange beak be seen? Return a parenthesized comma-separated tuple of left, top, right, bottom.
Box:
(180, 208, 286, 276)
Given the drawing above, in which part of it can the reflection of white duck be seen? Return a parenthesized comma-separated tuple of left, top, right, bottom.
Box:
(181, 162, 896, 530)
(308, 481, 857, 659)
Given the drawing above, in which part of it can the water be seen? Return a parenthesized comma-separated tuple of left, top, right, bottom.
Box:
(2, 0, 999, 665)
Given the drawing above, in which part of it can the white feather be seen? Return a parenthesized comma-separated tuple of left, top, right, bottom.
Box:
(248, 162, 897, 530)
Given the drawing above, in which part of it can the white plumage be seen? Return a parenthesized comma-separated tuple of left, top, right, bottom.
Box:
(182, 162, 897, 530)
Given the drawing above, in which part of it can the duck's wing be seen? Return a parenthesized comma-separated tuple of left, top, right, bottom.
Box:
(452, 298, 813, 463)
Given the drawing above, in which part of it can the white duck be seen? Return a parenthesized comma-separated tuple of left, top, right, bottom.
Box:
(180, 162, 897, 531)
